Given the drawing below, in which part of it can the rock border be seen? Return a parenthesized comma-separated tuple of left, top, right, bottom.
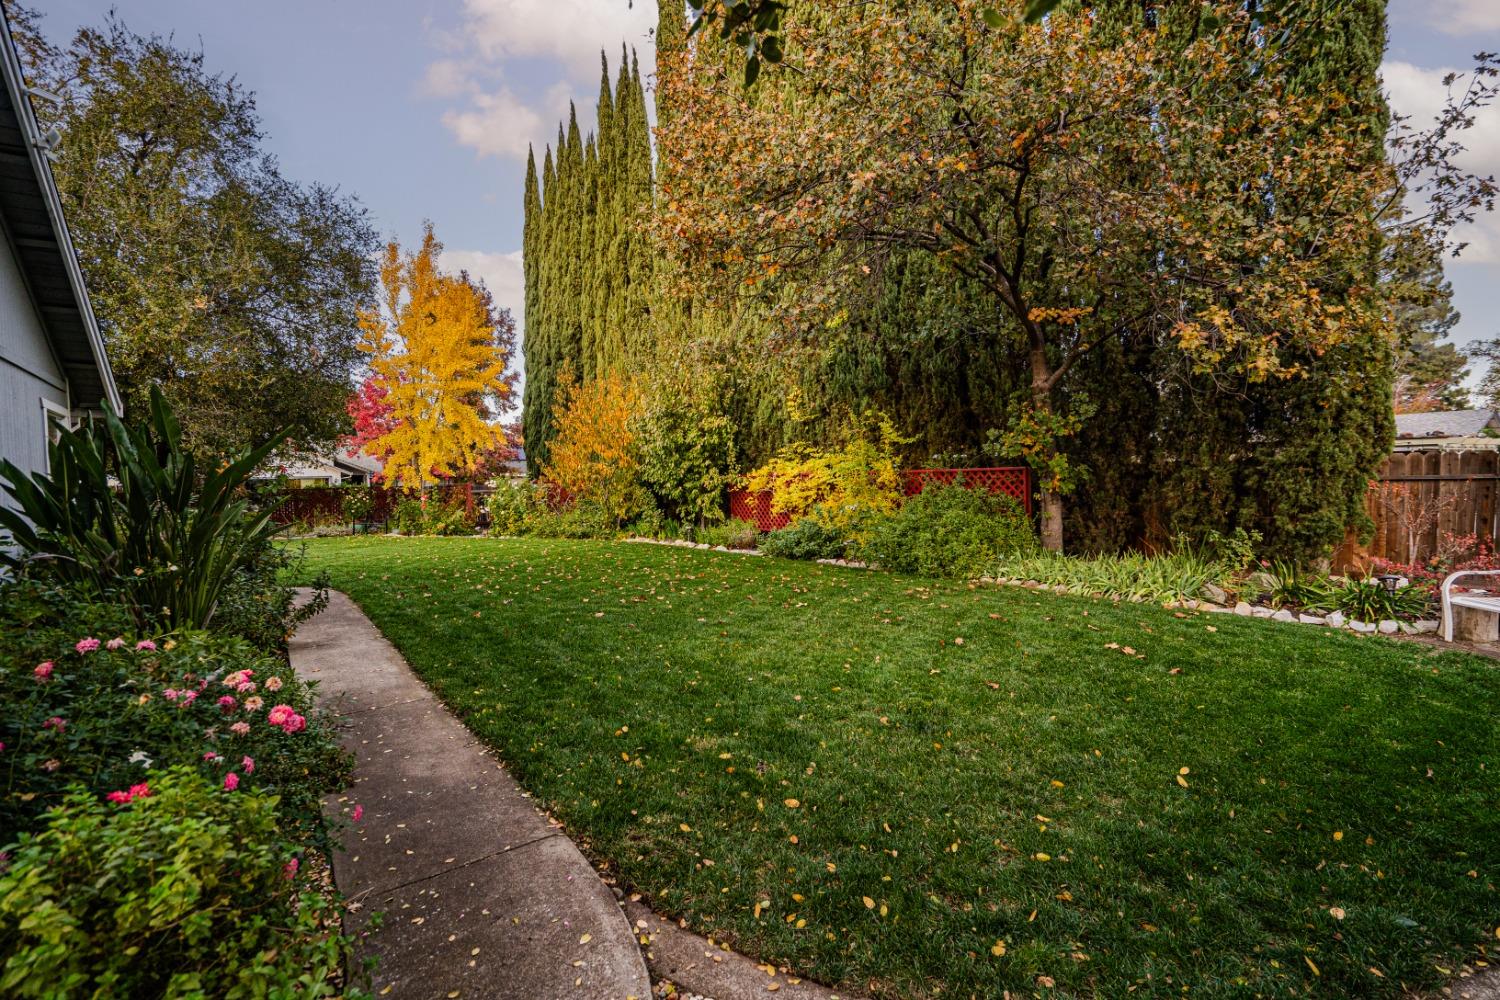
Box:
(979, 576, 1438, 637)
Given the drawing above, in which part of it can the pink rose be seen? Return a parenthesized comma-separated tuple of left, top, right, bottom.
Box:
(282, 713, 306, 734)
(284, 857, 300, 880)
(127, 783, 150, 800)
(230, 722, 251, 736)
(135, 640, 157, 652)
(33, 662, 53, 681)
(243, 696, 263, 712)
(181, 691, 198, 706)
(203, 751, 221, 763)
(224, 772, 240, 791)
(74, 638, 100, 654)
(163, 689, 179, 701)
(267, 704, 294, 727)
(236, 681, 257, 694)
(106, 790, 131, 804)
(265, 676, 283, 692)
(352, 804, 364, 822)
(42, 717, 66, 733)
(106, 637, 126, 650)
(242, 756, 255, 775)
(217, 695, 237, 713)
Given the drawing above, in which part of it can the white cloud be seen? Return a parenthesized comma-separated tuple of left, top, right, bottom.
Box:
(1426, 0, 1500, 36)
(457, 0, 657, 80)
(1383, 59, 1500, 263)
(440, 88, 546, 161)
(425, 0, 656, 162)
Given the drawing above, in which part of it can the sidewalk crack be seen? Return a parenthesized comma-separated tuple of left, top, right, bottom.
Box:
(348, 830, 564, 900)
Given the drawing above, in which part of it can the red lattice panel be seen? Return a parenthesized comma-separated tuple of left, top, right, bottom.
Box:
(729, 489, 791, 533)
(903, 467, 1032, 515)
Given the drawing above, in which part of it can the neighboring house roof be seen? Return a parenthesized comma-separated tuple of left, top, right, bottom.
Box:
(0, 10, 120, 414)
(1394, 409, 1500, 440)
(334, 446, 385, 478)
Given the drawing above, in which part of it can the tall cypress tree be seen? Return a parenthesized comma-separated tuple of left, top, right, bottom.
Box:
(522, 52, 658, 468)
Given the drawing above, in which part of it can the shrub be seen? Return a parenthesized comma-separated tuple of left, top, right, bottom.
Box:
(634, 375, 738, 523)
(744, 413, 911, 543)
(760, 514, 849, 561)
(694, 518, 760, 550)
(0, 592, 346, 841)
(0, 387, 286, 630)
(393, 494, 474, 536)
(214, 538, 331, 652)
(487, 481, 548, 536)
(340, 487, 376, 525)
(860, 484, 1035, 578)
(1333, 578, 1431, 621)
(0, 768, 357, 999)
(526, 500, 618, 540)
(543, 365, 647, 526)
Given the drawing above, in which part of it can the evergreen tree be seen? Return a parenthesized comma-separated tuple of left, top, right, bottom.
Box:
(521, 51, 657, 471)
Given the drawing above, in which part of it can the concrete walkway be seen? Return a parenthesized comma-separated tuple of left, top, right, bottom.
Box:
(290, 590, 652, 1000)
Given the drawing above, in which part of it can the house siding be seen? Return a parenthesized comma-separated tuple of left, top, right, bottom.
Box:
(0, 228, 68, 488)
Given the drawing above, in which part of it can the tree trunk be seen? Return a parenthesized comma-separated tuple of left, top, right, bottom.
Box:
(1039, 488, 1064, 552)
(1030, 347, 1065, 553)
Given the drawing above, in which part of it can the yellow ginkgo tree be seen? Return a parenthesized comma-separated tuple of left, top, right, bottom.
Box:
(357, 223, 516, 489)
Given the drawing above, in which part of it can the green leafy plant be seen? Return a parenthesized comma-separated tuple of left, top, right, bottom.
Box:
(487, 481, 549, 536)
(1263, 560, 1338, 611)
(759, 513, 849, 562)
(526, 500, 618, 540)
(694, 518, 761, 550)
(0, 768, 360, 999)
(1335, 578, 1432, 621)
(996, 549, 1229, 605)
(859, 484, 1035, 579)
(0, 388, 285, 629)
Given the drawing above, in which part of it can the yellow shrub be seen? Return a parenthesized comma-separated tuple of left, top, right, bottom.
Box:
(744, 414, 911, 540)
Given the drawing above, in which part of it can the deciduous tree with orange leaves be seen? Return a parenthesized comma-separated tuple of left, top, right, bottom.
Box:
(542, 364, 645, 524)
(357, 224, 517, 489)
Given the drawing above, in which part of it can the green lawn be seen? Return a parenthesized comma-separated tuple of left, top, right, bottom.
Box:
(300, 536, 1498, 998)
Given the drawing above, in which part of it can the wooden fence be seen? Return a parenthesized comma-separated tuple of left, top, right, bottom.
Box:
(728, 467, 1032, 534)
(1334, 449, 1500, 569)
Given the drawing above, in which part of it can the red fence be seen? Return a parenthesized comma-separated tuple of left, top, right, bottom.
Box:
(260, 483, 476, 527)
(728, 467, 1032, 533)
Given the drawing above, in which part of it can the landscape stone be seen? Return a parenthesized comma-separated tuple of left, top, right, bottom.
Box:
(1271, 609, 1296, 622)
(1324, 611, 1346, 628)
(1298, 613, 1325, 625)
(1200, 583, 1229, 605)
(1378, 619, 1399, 634)
(1234, 602, 1253, 616)
(1349, 620, 1377, 634)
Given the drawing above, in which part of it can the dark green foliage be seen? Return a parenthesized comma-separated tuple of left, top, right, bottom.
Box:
(0, 388, 286, 630)
(301, 536, 1500, 999)
(758, 514, 848, 561)
(0, 768, 357, 999)
(525, 500, 619, 540)
(213, 539, 331, 652)
(21, 13, 378, 457)
(523, 51, 654, 471)
(859, 484, 1035, 578)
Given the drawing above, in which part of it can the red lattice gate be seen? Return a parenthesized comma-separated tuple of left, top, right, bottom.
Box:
(728, 466, 1032, 533)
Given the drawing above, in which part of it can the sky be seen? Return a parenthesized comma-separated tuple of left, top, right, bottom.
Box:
(34, 0, 1500, 393)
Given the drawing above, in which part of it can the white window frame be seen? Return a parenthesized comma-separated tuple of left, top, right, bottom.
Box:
(40, 397, 70, 473)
